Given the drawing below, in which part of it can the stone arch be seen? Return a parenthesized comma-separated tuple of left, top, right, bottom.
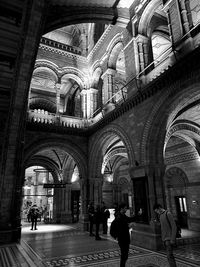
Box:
(23, 138, 87, 181)
(138, 0, 163, 36)
(26, 156, 59, 183)
(141, 78, 200, 166)
(101, 147, 128, 174)
(107, 34, 124, 69)
(44, 5, 129, 34)
(165, 167, 188, 188)
(89, 123, 135, 179)
(61, 68, 87, 89)
(29, 97, 56, 113)
(164, 167, 189, 218)
(165, 122, 200, 152)
(91, 66, 103, 88)
(34, 61, 59, 80)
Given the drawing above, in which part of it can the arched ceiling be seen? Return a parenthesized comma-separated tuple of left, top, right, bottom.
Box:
(44, 0, 132, 34)
(165, 102, 200, 163)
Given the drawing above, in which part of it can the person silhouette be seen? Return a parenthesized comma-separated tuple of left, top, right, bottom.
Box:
(29, 204, 40, 230)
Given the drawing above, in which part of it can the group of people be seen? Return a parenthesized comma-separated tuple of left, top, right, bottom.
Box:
(88, 202, 110, 240)
(89, 202, 178, 267)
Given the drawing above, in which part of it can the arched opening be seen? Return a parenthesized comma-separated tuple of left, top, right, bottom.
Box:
(23, 143, 85, 227)
(21, 166, 55, 227)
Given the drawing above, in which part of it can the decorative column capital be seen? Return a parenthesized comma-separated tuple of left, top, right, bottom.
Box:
(102, 68, 116, 78)
(88, 88, 98, 94)
(80, 89, 87, 95)
(136, 34, 148, 44)
(55, 83, 61, 90)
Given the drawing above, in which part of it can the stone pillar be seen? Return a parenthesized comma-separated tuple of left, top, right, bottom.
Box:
(34, 171, 39, 204)
(0, 0, 48, 243)
(163, 0, 183, 44)
(102, 68, 116, 104)
(55, 83, 61, 115)
(89, 178, 103, 206)
(60, 183, 72, 223)
(122, 18, 139, 96)
(136, 35, 150, 75)
(178, 0, 190, 34)
(88, 88, 98, 118)
(79, 177, 89, 230)
(129, 165, 166, 250)
(81, 89, 87, 118)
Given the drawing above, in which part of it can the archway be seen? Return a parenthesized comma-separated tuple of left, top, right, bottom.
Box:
(23, 138, 87, 225)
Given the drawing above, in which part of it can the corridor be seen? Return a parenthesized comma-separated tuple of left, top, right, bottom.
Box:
(0, 224, 200, 267)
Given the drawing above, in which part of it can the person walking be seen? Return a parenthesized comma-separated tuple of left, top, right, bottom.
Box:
(88, 202, 95, 236)
(101, 202, 110, 234)
(28, 204, 40, 230)
(115, 202, 141, 267)
(153, 203, 177, 267)
(94, 204, 102, 240)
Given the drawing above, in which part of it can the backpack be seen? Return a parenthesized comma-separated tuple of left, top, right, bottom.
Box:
(110, 219, 118, 239)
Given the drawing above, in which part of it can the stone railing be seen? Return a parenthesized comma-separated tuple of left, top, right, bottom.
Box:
(28, 110, 88, 129)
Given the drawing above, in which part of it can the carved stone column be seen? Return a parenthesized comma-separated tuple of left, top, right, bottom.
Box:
(88, 88, 98, 118)
(136, 35, 150, 74)
(88, 178, 103, 206)
(80, 89, 87, 118)
(179, 0, 190, 34)
(102, 68, 116, 104)
(55, 83, 61, 115)
(59, 183, 72, 223)
(78, 178, 89, 230)
(163, 0, 183, 43)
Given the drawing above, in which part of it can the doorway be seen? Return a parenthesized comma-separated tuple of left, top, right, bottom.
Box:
(175, 196, 188, 228)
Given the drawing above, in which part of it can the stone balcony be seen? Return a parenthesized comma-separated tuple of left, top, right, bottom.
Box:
(28, 109, 89, 129)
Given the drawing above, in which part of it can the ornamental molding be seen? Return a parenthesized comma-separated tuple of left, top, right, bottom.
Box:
(88, 25, 113, 60)
(165, 151, 199, 165)
(39, 44, 87, 63)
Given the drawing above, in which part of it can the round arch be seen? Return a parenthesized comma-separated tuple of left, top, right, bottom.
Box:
(29, 97, 56, 113)
(141, 81, 200, 166)
(61, 68, 87, 89)
(165, 167, 189, 187)
(91, 66, 103, 88)
(138, 0, 163, 36)
(106, 34, 124, 69)
(23, 138, 87, 180)
(34, 61, 59, 81)
(44, 5, 129, 34)
(101, 147, 128, 174)
(26, 156, 59, 183)
(89, 123, 135, 178)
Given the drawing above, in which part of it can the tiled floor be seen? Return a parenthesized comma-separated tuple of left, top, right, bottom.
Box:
(0, 224, 200, 267)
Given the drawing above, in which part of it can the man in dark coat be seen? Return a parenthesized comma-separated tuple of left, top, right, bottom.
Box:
(115, 203, 140, 267)
(101, 202, 110, 234)
(153, 203, 177, 267)
(28, 204, 40, 230)
(88, 202, 95, 236)
(94, 204, 102, 240)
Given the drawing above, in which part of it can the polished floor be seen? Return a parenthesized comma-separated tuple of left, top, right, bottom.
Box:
(0, 223, 200, 267)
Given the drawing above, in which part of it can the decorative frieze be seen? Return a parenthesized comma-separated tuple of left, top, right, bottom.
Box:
(165, 151, 199, 164)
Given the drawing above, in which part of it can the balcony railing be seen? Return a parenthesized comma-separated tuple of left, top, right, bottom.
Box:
(28, 109, 89, 129)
